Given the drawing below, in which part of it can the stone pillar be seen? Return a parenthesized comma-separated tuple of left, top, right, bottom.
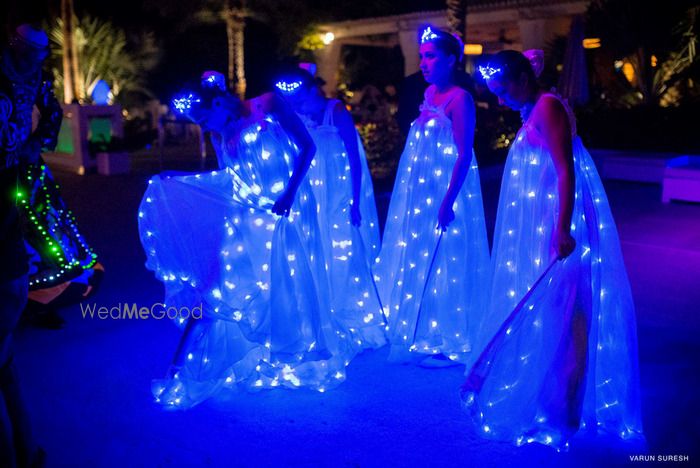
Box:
(313, 41, 342, 97)
(518, 17, 548, 50)
(398, 29, 420, 76)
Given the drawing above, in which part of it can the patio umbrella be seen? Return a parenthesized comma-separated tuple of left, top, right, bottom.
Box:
(558, 15, 590, 106)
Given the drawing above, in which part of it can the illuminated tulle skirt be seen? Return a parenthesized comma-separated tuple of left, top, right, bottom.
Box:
(139, 119, 356, 409)
(374, 104, 490, 364)
(461, 131, 644, 449)
(304, 108, 385, 350)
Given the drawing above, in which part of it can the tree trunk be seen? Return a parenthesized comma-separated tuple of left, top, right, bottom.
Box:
(61, 0, 76, 103)
(635, 46, 655, 106)
(226, 17, 235, 92)
(446, 0, 467, 41)
(70, 11, 84, 101)
(234, 23, 246, 98)
(223, 1, 246, 99)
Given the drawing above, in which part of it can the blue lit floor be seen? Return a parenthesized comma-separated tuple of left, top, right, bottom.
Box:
(14, 160, 700, 467)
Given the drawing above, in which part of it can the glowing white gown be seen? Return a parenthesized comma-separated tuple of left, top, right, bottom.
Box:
(461, 94, 644, 449)
(139, 115, 356, 409)
(301, 99, 386, 350)
(374, 88, 490, 363)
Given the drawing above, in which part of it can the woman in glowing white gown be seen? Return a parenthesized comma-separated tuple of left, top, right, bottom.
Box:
(461, 50, 644, 450)
(138, 74, 356, 409)
(275, 66, 386, 350)
(374, 27, 490, 367)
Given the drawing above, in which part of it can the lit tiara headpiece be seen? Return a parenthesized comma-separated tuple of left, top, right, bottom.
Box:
(478, 49, 545, 81)
(420, 26, 439, 44)
(172, 92, 202, 116)
(275, 80, 303, 95)
(478, 65, 503, 81)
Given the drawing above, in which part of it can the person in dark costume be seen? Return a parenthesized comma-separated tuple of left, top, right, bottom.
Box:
(0, 24, 102, 329)
(0, 23, 50, 468)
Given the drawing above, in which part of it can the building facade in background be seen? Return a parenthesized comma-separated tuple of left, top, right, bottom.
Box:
(314, 0, 591, 93)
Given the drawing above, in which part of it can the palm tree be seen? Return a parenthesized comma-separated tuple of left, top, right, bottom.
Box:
(654, 6, 699, 106)
(446, 0, 467, 41)
(194, 0, 249, 98)
(222, 1, 248, 98)
(49, 15, 158, 103)
(146, 0, 317, 98)
(587, 0, 698, 106)
(60, 0, 77, 103)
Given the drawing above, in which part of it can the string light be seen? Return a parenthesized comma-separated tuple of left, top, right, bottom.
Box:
(19, 165, 98, 287)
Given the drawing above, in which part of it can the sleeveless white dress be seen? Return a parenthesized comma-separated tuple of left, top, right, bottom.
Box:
(139, 110, 357, 409)
(374, 87, 490, 364)
(301, 99, 386, 350)
(461, 93, 644, 449)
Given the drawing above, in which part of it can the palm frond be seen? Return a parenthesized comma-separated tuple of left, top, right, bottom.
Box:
(48, 15, 159, 104)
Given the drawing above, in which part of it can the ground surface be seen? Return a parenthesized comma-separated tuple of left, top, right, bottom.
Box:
(13, 150, 700, 467)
